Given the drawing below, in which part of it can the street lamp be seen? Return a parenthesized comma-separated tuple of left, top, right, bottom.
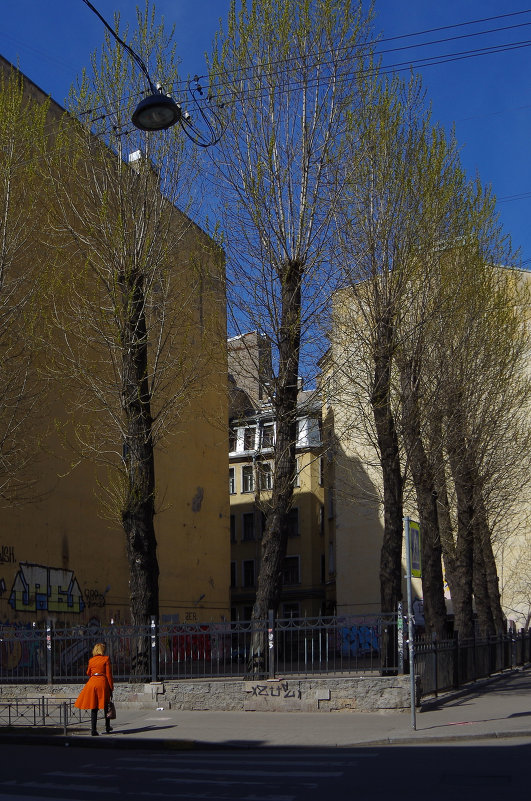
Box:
(81, 0, 181, 131)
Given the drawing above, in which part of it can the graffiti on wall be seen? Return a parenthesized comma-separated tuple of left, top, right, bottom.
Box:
(0, 545, 15, 564)
(340, 624, 379, 657)
(250, 682, 302, 700)
(8, 562, 85, 614)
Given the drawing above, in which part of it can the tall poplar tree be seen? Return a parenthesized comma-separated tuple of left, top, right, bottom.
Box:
(45, 5, 220, 636)
(209, 0, 373, 655)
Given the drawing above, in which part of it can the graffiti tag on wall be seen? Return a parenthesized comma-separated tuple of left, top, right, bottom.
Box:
(250, 682, 302, 700)
(340, 624, 379, 657)
(8, 562, 85, 614)
(0, 546, 15, 564)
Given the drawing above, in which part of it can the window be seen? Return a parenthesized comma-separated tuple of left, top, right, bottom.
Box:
(229, 428, 237, 452)
(319, 504, 324, 536)
(319, 456, 324, 486)
(282, 556, 300, 586)
(230, 561, 237, 588)
(242, 465, 254, 493)
(321, 554, 326, 584)
(261, 425, 274, 449)
(244, 427, 256, 451)
(259, 462, 273, 490)
(230, 514, 236, 543)
(293, 457, 301, 488)
(242, 559, 255, 587)
(286, 507, 299, 538)
(229, 467, 235, 494)
(242, 512, 255, 541)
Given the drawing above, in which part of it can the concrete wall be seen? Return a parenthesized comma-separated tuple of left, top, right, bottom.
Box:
(0, 675, 416, 713)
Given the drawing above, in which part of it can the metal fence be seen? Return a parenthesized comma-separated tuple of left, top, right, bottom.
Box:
(415, 629, 531, 698)
(0, 697, 90, 733)
(0, 614, 399, 684)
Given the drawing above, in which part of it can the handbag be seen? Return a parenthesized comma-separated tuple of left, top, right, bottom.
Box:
(106, 700, 116, 720)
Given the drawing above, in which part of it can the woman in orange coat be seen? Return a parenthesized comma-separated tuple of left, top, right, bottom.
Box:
(75, 642, 114, 735)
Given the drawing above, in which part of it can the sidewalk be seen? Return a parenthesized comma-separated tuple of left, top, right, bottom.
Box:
(4, 667, 531, 749)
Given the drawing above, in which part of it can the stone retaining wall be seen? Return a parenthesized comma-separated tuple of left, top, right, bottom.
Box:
(0, 675, 417, 713)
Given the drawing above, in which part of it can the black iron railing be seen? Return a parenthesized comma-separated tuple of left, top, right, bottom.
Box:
(415, 629, 531, 698)
(0, 614, 399, 684)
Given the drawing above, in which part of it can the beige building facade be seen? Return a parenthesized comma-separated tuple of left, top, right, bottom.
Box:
(0, 58, 230, 629)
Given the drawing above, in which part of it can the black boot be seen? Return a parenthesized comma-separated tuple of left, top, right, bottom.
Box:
(91, 708, 98, 736)
(105, 714, 112, 734)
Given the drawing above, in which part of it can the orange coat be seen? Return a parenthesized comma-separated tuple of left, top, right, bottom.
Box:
(74, 654, 114, 710)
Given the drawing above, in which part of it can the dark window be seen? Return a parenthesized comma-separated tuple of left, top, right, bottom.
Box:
(282, 556, 300, 585)
(242, 465, 254, 493)
(230, 514, 236, 543)
(244, 427, 255, 450)
(230, 562, 237, 588)
(243, 560, 255, 587)
(261, 425, 274, 448)
(259, 462, 273, 490)
(287, 507, 299, 537)
(242, 512, 255, 541)
(229, 428, 237, 452)
(229, 467, 235, 494)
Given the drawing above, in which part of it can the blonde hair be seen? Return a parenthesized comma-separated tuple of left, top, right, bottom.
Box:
(92, 642, 106, 656)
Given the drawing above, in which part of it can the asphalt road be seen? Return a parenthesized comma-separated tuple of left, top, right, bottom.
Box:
(0, 740, 529, 800)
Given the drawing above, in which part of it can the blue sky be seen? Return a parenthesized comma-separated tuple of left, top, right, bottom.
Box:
(1, 1, 530, 266)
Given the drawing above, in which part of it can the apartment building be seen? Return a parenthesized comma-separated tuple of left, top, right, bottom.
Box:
(228, 333, 331, 619)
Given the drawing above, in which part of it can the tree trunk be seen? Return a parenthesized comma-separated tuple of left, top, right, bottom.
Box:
(249, 260, 302, 673)
(371, 318, 403, 616)
(370, 315, 403, 675)
(120, 269, 159, 647)
(446, 426, 475, 639)
(472, 526, 495, 637)
(429, 416, 458, 604)
(400, 365, 447, 638)
(474, 490, 505, 634)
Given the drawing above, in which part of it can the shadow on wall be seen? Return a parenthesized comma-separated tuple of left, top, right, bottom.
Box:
(325, 412, 384, 614)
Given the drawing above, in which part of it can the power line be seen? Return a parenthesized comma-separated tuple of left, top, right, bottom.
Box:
(72, 9, 531, 119)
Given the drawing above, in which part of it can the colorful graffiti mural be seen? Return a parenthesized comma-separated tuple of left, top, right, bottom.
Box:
(8, 563, 85, 614)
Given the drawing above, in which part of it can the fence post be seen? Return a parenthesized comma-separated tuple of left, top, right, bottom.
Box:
(151, 616, 159, 682)
(452, 631, 459, 690)
(432, 632, 438, 698)
(268, 610, 275, 679)
(46, 620, 53, 685)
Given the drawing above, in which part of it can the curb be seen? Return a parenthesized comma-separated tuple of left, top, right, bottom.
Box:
(1, 726, 530, 751)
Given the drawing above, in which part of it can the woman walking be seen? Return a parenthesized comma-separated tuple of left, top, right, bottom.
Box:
(75, 642, 114, 736)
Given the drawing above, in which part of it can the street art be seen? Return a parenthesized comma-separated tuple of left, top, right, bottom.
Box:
(340, 623, 379, 657)
(84, 588, 107, 608)
(0, 546, 15, 564)
(250, 682, 302, 700)
(8, 563, 85, 614)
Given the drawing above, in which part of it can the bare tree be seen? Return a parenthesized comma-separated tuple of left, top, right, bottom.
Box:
(43, 6, 221, 636)
(430, 245, 530, 637)
(334, 73, 461, 633)
(209, 0, 373, 653)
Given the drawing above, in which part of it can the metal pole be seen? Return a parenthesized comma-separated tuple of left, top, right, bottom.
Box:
(404, 516, 416, 730)
(268, 609, 275, 679)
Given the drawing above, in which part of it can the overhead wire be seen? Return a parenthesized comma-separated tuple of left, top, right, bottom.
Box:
(71, 9, 531, 120)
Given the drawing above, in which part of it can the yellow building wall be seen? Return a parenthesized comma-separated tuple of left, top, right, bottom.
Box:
(0, 61, 230, 628)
